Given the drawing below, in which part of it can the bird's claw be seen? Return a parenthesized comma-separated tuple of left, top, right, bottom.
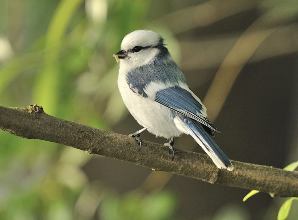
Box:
(129, 128, 146, 149)
(129, 133, 143, 149)
(164, 138, 175, 160)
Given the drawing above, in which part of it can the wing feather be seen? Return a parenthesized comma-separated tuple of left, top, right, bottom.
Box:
(154, 86, 218, 132)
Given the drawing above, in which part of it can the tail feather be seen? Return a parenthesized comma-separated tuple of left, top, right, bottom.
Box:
(179, 116, 233, 170)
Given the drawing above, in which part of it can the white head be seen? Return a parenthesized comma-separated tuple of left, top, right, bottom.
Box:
(114, 30, 167, 71)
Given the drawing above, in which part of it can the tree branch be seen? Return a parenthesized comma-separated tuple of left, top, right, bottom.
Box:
(0, 105, 297, 197)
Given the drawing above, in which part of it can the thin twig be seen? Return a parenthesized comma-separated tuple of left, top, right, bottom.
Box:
(157, 0, 256, 34)
(180, 24, 298, 71)
(204, 18, 276, 121)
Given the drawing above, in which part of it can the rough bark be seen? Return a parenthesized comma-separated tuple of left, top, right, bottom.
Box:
(0, 105, 297, 197)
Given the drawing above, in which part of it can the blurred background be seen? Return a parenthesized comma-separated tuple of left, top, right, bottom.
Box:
(0, 0, 298, 219)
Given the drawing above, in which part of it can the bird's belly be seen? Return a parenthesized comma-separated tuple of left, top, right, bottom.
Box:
(118, 76, 182, 138)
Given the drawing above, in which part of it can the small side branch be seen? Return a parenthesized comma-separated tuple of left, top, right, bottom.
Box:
(0, 105, 297, 197)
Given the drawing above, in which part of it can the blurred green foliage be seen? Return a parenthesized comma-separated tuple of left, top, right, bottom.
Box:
(0, 0, 177, 219)
(100, 192, 176, 220)
(260, 0, 298, 23)
(212, 204, 250, 220)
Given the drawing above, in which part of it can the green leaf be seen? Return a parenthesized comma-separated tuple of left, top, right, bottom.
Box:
(0, 52, 41, 94)
(283, 161, 298, 171)
(242, 190, 260, 202)
(277, 198, 297, 220)
(243, 161, 298, 202)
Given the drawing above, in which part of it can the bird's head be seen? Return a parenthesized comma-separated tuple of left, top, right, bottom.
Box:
(114, 30, 167, 70)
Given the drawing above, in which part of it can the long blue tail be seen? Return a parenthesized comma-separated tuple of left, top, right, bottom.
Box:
(179, 116, 233, 170)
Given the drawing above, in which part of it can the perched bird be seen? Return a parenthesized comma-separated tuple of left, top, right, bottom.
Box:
(114, 30, 233, 171)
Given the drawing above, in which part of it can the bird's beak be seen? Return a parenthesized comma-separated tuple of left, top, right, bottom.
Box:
(113, 50, 127, 63)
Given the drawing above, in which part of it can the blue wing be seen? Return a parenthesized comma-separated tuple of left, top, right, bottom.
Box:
(154, 86, 217, 132)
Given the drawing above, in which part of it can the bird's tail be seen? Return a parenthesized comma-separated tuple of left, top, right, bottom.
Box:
(179, 117, 233, 171)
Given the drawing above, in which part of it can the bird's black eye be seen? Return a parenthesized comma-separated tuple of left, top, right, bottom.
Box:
(131, 46, 143, 53)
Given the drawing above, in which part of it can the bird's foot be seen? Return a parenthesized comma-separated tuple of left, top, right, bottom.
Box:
(164, 137, 175, 160)
(129, 128, 147, 149)
(129, 133, 142, 148)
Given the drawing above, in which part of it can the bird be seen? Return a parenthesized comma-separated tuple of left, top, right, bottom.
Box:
(114, 30, 233, 171)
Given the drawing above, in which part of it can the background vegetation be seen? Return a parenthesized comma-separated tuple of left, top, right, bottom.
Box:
(0, 0, 297, 219)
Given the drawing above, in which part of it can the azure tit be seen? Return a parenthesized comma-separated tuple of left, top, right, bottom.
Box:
(114, 30, 233, 171)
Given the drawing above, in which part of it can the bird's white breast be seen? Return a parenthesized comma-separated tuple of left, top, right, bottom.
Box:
(117, 71, 182, 138)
